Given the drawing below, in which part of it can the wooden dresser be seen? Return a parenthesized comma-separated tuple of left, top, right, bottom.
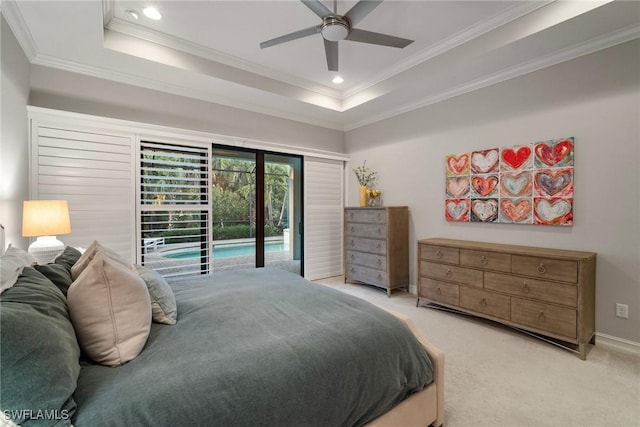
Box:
(417, 238, 596, 359)
(345, 207, 409, 296)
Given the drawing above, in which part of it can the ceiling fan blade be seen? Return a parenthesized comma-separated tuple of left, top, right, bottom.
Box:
(324, 39, 339, 71)
(260, 25, 321, 49)
(301, 0, 332, 18)
(344, 0, 383, 27)
(345, 28, 413, 48)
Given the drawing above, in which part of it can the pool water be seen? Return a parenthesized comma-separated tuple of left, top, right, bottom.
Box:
(163, 241, 284, 259)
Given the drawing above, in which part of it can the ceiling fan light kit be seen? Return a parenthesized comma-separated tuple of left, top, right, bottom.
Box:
(260, 0, 413, 72)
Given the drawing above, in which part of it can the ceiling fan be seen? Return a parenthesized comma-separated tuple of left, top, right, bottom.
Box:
(259, 0, 414, 72)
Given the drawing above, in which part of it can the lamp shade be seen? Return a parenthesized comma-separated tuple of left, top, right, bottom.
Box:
(22, 200, 71, 237)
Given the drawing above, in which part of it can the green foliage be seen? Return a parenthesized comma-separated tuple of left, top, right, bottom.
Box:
(213, 224, 282, 240)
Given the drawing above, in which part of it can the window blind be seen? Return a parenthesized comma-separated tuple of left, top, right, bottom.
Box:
(303, 157, 344, 280)
(139, 141, 210, 278)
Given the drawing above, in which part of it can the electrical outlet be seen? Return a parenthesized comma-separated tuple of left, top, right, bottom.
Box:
(615, 303, 629, 319)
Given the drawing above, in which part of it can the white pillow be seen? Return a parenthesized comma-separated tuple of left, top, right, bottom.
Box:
(68, 252, 152, 366)
(71, 240, 129, 280)
(0, 245, 35, 293)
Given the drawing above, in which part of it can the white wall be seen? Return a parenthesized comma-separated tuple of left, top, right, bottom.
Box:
(0, 15, 30, 250)
(345, 40, 640, 343)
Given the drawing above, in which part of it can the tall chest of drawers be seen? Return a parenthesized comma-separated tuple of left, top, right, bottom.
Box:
(417, 238, 596, 359)
(345, 207, 409, 296)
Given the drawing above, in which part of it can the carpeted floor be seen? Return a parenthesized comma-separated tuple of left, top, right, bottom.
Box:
(315, 277, 640, 427)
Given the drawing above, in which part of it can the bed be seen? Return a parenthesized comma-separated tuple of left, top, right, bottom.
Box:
(1, 244, 444, 427)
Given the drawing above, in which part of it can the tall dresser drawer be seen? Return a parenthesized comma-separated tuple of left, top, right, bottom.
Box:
(459, 287, 510, 320)
(346, 251, 386, 271)
(419, 278, 459, 306)
(346, 264, 388, 287)
(421, 261, 483, 287)
(346, 222, 387, 239)
(346, 237, 386, 255)
(346, 209, 386, 223)
(512, 255, 578, 283)
(484, 272, 577, 307)
(420, 245, 460, 264)
(460, 249, 511, 272)
(511, 298, 577, 339)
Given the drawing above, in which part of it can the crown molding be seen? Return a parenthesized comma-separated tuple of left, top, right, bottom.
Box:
(343, 24, 640, 131)
(30, 53, 345, 131)
(341, 1, 553, 99)
(105, 17, 341, 100)
(1, 0, 38, 61)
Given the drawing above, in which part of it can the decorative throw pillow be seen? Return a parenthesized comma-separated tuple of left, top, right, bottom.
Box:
(134, 264, 178, 325)
(68, 252, 151, 366)
(0, 245, 35, 294)
(70, 240, 129, 280)
(35, 246, 83, 296)
(0, 267, 80, 426)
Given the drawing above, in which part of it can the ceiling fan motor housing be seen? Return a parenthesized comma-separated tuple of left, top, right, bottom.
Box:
(321, 16, 351, 41)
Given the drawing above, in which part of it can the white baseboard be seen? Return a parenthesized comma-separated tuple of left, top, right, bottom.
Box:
(595, 332, 640, 357)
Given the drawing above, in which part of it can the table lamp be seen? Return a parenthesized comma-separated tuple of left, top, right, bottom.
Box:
(22, 200, 71, 264)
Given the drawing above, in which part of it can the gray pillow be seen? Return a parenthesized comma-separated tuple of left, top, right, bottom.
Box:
(134, 264, 178, 325)
(0, 245, 35, 293)
(0, 267, 80, 426)
(34, 246, 83, 296)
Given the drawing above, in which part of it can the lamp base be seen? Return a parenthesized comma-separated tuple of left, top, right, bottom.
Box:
(28, 236, 65, 264)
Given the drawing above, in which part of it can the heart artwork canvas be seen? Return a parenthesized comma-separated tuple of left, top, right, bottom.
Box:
(445, 137, 574, 225)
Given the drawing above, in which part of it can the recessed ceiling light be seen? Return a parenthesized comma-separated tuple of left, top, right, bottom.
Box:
(143, 6, 162, 20)
(125, 10, 139, 20)
(332, 76, 344, 84)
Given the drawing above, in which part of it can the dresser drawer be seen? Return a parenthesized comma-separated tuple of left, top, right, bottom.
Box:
(346, 251, 387, 271)
(345, 208, 386, 223)
(419, 244, 460, 264)
(346, 264, 388, 287)
(420, 278, 459, 306)
(421, 261, 483, 287)
(511, 298, 577, 339)
(346, 237, 386, 255)
(484, 272, 577, 307)
(460, 249, 511, 272)
(512, 255, 578, 283)
(459, 287, 511, 320)
(346, 222, 387, 239)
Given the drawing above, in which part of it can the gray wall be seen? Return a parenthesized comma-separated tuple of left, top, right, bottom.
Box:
(28, 66, 345, 154)
(1, 15, 30, 250)
(345, 40, 640, 343)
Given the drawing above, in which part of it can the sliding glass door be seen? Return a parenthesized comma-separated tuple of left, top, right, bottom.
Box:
(211, 146, 303, 274)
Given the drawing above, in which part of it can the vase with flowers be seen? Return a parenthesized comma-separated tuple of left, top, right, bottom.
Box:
(353, 161, 377, 207)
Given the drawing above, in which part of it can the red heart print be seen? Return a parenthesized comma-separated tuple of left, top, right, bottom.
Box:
(445, 199, 470, 222)
(502, 146, 531, 170)
(500, 199, 531, 222)
(446, 177, 470, 198)
(535, 169, 573, 197)
(471, 175, 498, 197)
(535, 139, 573, 167)
(447, 154, 469, 175)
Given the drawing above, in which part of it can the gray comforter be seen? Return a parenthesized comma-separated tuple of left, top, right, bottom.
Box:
(72, 268, 433, 427)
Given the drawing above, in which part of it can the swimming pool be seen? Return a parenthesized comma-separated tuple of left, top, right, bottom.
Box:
(162, 241, 285, 259)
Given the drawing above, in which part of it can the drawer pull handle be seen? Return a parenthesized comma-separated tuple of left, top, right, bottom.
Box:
(377, 228, 382, 235)
(522, 282, 530, 293)
(377, 213, 381, 220)
(376, 244, 381, 249)
(377, 274, 382, 280)
(350, 240, 354, 246)
(480, 297, 487, 306)
(538, 311, 545, 321)
(445, 269, 452, 277)
(537, 263, 546, 274)
(377, 259, 382, 265)
(350, 226, 354, 233)
(349, 212, 353, 219)
(350, 267, 355, 273)
(435, 250, 442, 258)
(350, 254, 354, 260)
(480, 255, 488, 265)
(436, 287, 442, 295)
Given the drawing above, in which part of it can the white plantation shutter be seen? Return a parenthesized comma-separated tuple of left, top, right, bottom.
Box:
(304, 157, 344, 280)
(30, 124, 135, 260)
(138, 141, 210, 278)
